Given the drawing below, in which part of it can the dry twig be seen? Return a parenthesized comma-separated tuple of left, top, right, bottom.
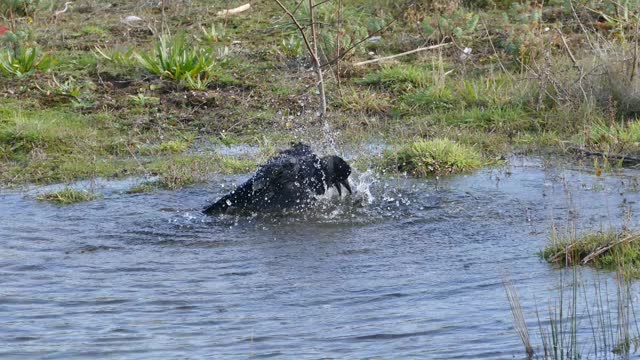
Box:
(582, 233, 640, 265)
(353, 43, 451, 66)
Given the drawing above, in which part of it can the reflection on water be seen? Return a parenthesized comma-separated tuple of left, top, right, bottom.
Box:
(1, 157, 639, 359)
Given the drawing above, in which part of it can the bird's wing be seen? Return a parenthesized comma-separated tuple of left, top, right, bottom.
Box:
(252, 155, 299, 193)
(251, 148, 326, 207)
(203, 177, 255, 214)
(203, 143, 326, 214)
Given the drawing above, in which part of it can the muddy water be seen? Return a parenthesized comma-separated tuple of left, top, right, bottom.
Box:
(1, 157, 639, 359)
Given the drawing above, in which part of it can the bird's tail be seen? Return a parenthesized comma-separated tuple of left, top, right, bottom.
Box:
(203, 180, 253, 215)
(202, 196, 230, 215)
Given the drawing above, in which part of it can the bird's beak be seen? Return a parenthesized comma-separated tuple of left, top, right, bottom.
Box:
(340, 180, 352, 195)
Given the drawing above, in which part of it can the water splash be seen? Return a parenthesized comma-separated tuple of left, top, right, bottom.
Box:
(351, 169, 377, 205)
(322, 118, 338, 153)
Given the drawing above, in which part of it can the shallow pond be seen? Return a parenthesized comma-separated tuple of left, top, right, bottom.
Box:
(1, 157, 640, 359)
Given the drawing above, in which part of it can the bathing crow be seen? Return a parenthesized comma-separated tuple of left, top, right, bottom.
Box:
(203, 143, 352, 215)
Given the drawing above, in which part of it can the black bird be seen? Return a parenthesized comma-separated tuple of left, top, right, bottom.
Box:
(203, 143, 352, 215)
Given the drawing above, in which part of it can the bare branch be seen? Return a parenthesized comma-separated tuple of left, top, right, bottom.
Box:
(321, 0, 423, 68)
(274, 0, 326, 116)
(273, 0, 320, 65)
(482, 18, 512, 79)
(353, 43, 452, 66)
(557, 28, 578, 66)
(309, 0, 326, 115)
(313, 0, 332, 8)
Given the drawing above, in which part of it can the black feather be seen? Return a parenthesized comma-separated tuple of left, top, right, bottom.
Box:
(203, 143, 351, 215)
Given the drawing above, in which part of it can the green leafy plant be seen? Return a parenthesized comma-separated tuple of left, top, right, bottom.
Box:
(135, 34, 225, 90)
(278, 35, 304, 59)
(490, 3, 545, 65)
(37, 75, 82, 98)
(0, 27, 32, 49)
(422, 9, 479, 43)
(135, 33, 224, 90)
(128, 93, 160, 106)
(198, 23, 226, 43)
(36, 75, 96, 109)
(0, 45, 51, 77)
(298, 1, 375, 62)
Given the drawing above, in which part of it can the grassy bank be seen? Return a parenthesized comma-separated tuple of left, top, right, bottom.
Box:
(1, 0, 640, 188)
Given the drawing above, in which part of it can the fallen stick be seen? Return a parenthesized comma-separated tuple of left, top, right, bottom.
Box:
(567, 146, 640, 165)
(549, 232, 640, 265)
(581, 233, 640, 265)
(217, 3, 250, 16)
(353, 43, 452, 66)
(548, 242, 578, 264)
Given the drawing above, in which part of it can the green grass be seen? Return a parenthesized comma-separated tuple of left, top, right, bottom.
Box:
(585, 120, 640, 154)
(395, 87, 455, 114)
(542, 230, 640, 278)
(335, 86, 392, 115)
(0, 0, 639, 190)
(137, 138, 193, 155)
(127, 155, 256, 193)
(505, 267, 640, 360)
(441, 106, 533, 132)
(0, 105, 98, 161)
(358, 65, 432, 93)
(384, 138, 483, 177)
(81, 26, 106, 36)
(1, 151, 257, 187)
(36, 187, 101, 204)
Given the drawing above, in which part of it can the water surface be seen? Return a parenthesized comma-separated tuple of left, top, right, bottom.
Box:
(1, 157, 639, 359)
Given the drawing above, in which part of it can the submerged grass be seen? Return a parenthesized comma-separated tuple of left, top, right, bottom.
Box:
(36, 187, 101, 204)
(384, 138, 483, 177)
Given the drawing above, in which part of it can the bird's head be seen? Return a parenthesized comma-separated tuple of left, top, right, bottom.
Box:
(320, 155, 352, 196)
